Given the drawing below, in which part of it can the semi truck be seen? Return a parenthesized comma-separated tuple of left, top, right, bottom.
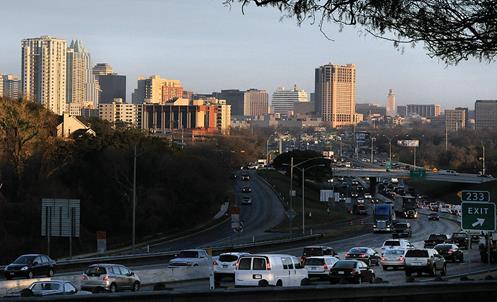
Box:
(373, 204, 396, 232)
(393, 195, 418, 219)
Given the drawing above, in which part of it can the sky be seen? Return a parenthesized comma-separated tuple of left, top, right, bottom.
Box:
(1, 0, 496, 109)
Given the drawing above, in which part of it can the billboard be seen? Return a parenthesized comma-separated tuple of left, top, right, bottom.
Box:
(397, 140, 419, 147)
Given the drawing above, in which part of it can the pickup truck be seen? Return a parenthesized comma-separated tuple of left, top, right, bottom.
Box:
(424, 234, 450, 248)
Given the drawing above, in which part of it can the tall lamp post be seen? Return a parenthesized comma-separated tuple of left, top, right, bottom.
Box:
(370, 137, 376, 164)
(383, 135, 395, 163)
(294, 164, 326, 235)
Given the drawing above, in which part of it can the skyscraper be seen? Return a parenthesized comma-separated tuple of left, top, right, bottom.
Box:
(475, 100, 497, 130)
(98, 74, 126, 104)
(66, 40, 98, 107)
(22, 36, 67, 114)
(93, 63, 113, 77)
(386, 89, 396, 117)
(2, 75, 21, 100)
(244, 89, 268, 116)
(315, 63, 357, 127)
(271, 85, 308, 115)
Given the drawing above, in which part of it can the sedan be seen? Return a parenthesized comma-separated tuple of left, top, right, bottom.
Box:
(4, 254, 55, 280)
(345, 247, 380, 266)
(434, 244, 464, 263)
(380, 249, 406, 270)
(304, 256, 339, 279)
(428, 213, 440, 221)
(329, 260, 375, 284)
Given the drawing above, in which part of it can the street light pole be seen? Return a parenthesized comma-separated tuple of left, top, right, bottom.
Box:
(370, 137, 376, 163)
(132, 144, 137, 251)
(289, 157, 294, 238)
(482, 143, 486, 175)
(302, 167, 305, 236)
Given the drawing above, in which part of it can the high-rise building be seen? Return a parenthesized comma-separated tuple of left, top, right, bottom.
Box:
(397, 105, 407, 117)
(92, 63, 113, 76)
(475, 100, 497, 130)
(386, 89, 396, 117)
(98, 73, 126, 104)
(22, 36, 67, 114)
(212, 89, 245, 116)
(244, 89, 268, 116)
(315, 63, 357, 127)
(445, 109, 466, 131)
(66, 40, 98, 107)
(271, 85, 308, 115)
(132, 75, 182, 104)
(1, 75, 21, 100)
(406, 104, 441, 117)
(99, 98, 141, 127)
(455, 107, 469, 128)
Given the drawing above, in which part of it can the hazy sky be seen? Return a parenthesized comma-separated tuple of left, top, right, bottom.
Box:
(1, 0, 496, 108)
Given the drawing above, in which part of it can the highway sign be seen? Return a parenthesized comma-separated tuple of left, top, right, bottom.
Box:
(461, 202, 496, 232)
(460, 190, 490, 202)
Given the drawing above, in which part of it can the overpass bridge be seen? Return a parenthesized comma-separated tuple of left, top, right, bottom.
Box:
(333, 168, 496, 184)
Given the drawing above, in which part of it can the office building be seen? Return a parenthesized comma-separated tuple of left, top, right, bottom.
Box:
(455, 107, 469, 128)
(1, 75, 21, 100)
(315, 63, 357, 127)
(244, 89, 268, 116)
(356, 103, 386, 117)
(386, 89, 396, 117)
(132, 75, 182, 104)
(99, 98, 141, 127)
(271, 85, 308, 115)
(93, 63, 113, 76)
(98, 73, 126, 104)
(406, 104, 441, 117)
(213, 89, 245, 116)
(475, 100, 497, 130)
(66, 40, 98, 107)
(22, 36, 67, 114)
(397, 105, 407, 117)
(445, 109, 466, 131)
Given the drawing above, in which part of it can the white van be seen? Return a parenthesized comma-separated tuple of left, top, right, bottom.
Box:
(235, 254, 308, 287)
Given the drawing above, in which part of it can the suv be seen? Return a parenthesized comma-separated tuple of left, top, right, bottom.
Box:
(424, 234, 450, 248)
(213, 252, 249, 284)
(405, 249, 446, 277)
(392, 223, 412, 238)
(80, 264, 140, 293)
(301, 246, 337, 263)
(169, 249, 210, 267)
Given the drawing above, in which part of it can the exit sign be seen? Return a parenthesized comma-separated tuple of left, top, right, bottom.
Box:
(461, 202, 496, 232)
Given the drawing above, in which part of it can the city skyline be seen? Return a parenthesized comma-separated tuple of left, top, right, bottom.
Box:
(1, 0, 496, 108)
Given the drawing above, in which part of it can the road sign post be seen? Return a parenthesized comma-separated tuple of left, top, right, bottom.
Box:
(461, 202, 496, 232)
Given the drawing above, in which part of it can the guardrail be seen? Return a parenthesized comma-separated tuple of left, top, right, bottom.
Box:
(2, 281, 497, 302)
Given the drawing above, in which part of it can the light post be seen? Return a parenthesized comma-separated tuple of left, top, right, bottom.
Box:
(370, 137, 376, 164)
(294, 164, 326, 235)
(382, 135, 395, 163)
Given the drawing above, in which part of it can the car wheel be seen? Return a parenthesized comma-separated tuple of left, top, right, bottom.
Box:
(276, 280, 282, 287)
(300, 278, 309, 286)
(132, 282, 140, 292)
(27, 271, 33, 279)
(460, 256, 464, 263)
(48, 268, 54, 277)
(430, 266, 436, 277)
(109, 283, 117, 293)
(258, 280, 268, 287)
(369, 274, 375, 283)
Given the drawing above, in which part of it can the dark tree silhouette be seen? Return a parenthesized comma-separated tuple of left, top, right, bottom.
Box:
(224, 0, 497, 64)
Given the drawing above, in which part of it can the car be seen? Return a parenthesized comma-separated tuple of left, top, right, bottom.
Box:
(429, 202, 440, 212)
(380, 249, 407, 270)
(213, 252, 250, 284)
(381, 239, 414, 254)
(451, 232, 469, 249)
(364, 193, 372, 199)
(241, 196, 252, 205)
(351, 191, 359, 198)
(241, 174, 250, 181)
(434, 244, 464, 263)
(345, 247, 380, 266)
(304, 256, 339, 279)
(424, 234, 450, 248)
(241, 186, 252, 193)
(404, 249, 446, 277)
(235, 254, 308, 287)
(428, 213, 440, 221)
(328, 260, 375, 284)
(3, 254, 56, 280)
(168, 249, 210, 267)
(8, 280, 88, 297)
(80, 264, 140, 293)
(351, 180, 359, 186)
(392, 223, 412, 238)
(301, 246, 338, 263)
(391, 178, 399, 184)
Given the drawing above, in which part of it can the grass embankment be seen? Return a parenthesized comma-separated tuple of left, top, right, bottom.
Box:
(258, 169, 369, 237)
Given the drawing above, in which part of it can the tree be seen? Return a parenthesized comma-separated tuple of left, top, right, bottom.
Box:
(225, 0, 497, 64)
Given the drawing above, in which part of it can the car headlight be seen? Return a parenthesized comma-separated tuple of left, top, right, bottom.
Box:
(21, 266, 29, 271)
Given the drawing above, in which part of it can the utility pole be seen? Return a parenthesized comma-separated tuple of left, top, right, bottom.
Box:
(289, 157, 294, 238)
(132, 144, 137, 251)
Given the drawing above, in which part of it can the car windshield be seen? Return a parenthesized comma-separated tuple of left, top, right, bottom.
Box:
(333, 261, 356, 269)
(13, 255, 35, 264)
(303, 248, 323, 256)
(305, 258, 325, 266)
(406, 250, 429, 257)
(395, 224, 408, 229)
(219, 254, 239, 262)
(30, 282, 61, 291)
(178, 251, 198, 258)
(385, 249, 405, 255)
(85, 266, 107, 276)
(384, 241, 401, 246)
(349, 248, 368, 254)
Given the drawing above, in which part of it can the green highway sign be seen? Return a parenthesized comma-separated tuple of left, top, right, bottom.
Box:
(460, 190, 490, 202)
(461, 202, 496, 232)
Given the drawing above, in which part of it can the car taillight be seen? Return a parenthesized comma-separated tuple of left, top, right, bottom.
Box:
(323, 265, 328, 270)
(399, 256, 405, 261)
(102, 275, 109, 281)
(266, 260, 271, 270)
(448, 249, 453, 254)
(345, 253, 349, 257)
(351, 269, 359, 275)
(360, 253, 367, 258)
(235, 260, 240, 269)
(81, 275, 88, 281)
(381, 256, 385, 261)
(213, 260, 218, 266)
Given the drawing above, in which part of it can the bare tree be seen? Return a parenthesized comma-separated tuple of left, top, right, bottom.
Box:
(224, 0, 497, 64)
